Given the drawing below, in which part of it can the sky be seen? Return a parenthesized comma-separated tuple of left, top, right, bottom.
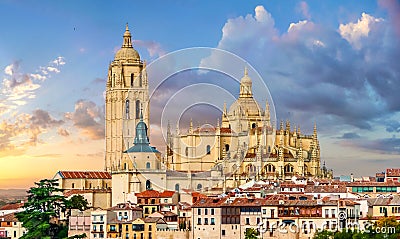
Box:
(0, 0, 399, 188)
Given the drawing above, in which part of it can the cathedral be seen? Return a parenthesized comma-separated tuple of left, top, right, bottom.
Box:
(106, 25, 332, 205)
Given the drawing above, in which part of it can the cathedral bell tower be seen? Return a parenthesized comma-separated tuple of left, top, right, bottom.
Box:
(105, 24, 149, 172)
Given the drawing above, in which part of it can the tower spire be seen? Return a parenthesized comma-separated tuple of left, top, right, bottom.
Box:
(122, 23, 133, 48)
(239, 66, 253, 98)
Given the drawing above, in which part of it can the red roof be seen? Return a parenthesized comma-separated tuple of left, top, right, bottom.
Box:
(387, 168, 400, 177)
(0, 213, 18, 222)
(59, 171, 111, 179)
(136, 190, 175, 198)
(0, 202, 24, 211)
(159, 190, 175, 198)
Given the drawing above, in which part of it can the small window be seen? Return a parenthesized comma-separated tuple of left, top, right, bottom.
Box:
(222, 229, 226, 236)
(252, 123, 256, 129)
(197, 184, 202, 191)
(146, 162, 151, 169)
(71, 183, 75, 189)
(136, 100, 141, 119)
(175, 183, 180, 192)
(146, 180, 151, 190)
(131, 73, 134, 87)
(206, 145, 211, 155)
(225, 144, 230, 152)
(126, 100, 130, 119)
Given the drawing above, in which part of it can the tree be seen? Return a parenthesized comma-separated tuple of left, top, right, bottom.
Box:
(245, 227, 260, 239)
(16, 179, 89, 239)
(314, 230, 334, 239)
(65, 195, 89, 213)
(16, 179, 66, 238)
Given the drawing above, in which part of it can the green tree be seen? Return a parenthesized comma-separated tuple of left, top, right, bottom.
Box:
(16, 179, 89, 239)
(313, 230, 334, 239)
(65, 195, 88, 213)
(245, 227, 260, 239)
(16, 179, 66, 238)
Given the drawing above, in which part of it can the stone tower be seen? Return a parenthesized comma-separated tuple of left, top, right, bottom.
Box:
(105, 24, 149, 172)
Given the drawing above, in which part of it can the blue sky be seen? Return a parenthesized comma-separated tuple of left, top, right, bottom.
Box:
(0, 0, 399, 188)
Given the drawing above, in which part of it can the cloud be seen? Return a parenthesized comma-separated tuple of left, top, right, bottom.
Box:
(339, 13, 384, 49)
(133, 40, 166, 58)
(297, 1, 311, 20)
(0, 57, 66, 115)
(92, 78, 106, 84)
(57, 127, 70, 137)
(66, 100, 104, 140)
(337, 132, 361, 139)
(0, 109, 64, 156)
(379, 0, 400, 37)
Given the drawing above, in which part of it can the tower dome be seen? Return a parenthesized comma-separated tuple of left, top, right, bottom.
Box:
(114, 24, 140, 61)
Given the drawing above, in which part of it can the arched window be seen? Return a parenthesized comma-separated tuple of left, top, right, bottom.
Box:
(125, 100, 130, 119)
(265, 164, 275, 173)
(112, 74, 115, 87)
(124, 163, 127, 170)
(206, 145, 211, 155)
(252, 123, 256, 129)
(146, 162, 151, 169)
(139, 73, 142, 87)
(136, 100, 140, 119)
(284, 164, 294, 173)
(225, 144, 230, 152)
(268, 146, 271, 153)
(175, 183, 180, 192)
(185, 147, 189, 157)
(197, 184, 202, 191)
(130, 73, 134, 87)
(146, 180, 151, 190)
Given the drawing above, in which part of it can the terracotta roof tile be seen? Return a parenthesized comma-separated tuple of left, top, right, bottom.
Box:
(0, 202, 24, 211)
(0, 213, 18, 222)
(386, 168, 400, 177)
(59, 171, 111, 179)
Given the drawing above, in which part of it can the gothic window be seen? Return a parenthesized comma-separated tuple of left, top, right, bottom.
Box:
(284, 164, 294, 173)
(136, 100, 140, 119)
(139, 73, 142, 87)
(125, 100, 130, 119)
(130, 73, 134, 87)
(112, 74, 115, 87)
(265, 164, 275, 173)
(175, 183, 180, 192)
(146, 180, 151, 190)
(206, 145, 211, 155)
(197, 184, 202, 191)
(146, 162, 151, 169)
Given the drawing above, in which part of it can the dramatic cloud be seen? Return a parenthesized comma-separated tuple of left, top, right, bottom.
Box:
(0, 109, 64, 156)
(66, 100, 105, 140)
(0, 57, 66, 115)
(339, 13, 384, 49)
(197, 5, 400, 157)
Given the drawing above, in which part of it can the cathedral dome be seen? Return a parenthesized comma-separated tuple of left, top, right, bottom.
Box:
(228, 67, 262, 117)
(228, 97, 262, 117)
(114, 47, 140, 61)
